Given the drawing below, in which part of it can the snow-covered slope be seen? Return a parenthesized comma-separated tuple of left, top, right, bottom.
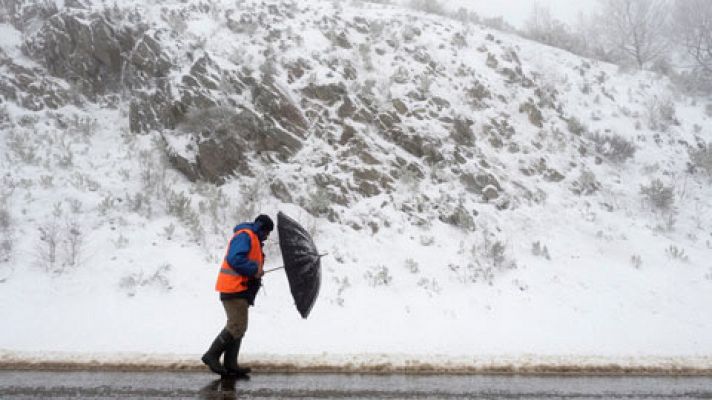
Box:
(1, 0, 711, 372)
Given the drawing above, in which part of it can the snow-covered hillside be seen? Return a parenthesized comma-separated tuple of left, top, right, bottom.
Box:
(1, 0, 711, 371)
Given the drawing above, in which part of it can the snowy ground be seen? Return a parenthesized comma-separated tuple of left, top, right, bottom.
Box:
(1, 0, 712, 372)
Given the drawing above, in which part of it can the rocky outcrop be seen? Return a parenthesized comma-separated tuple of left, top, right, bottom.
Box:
(0, 50, 73, 111)
(23, 9, 124, 98)
(154, 54, 306, 184)
(2, 0, 58, 31)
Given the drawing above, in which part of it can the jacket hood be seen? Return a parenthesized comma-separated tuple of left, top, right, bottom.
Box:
(233, 222, 257, 233)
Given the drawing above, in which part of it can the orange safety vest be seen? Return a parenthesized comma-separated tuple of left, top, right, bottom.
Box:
(215, 228, 264, 293)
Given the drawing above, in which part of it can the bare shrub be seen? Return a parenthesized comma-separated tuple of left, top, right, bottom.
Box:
(112, 234, 129, 249)
(365, 265, 392, 287)
(399, 168, 421, 193)
(165, 188, 204, 244)
(640, 178, 674, 212)
(198, 185, 230, 234)
(404, 258, 419, 273)
(566, 116, 587, 135)
(37, 211, 85, 273)
(37, 221, 60, 272)
(630, 254, 643, 268)
(119, 264, 173, 297)
(163, 223, 176, 240)
(138, 150, 166, 197)
(645, 95, 678, 132)
(462, 227, 517, 285)
(417, 277, 441, 296)
(126, 192, 152, 217)
(407, 0, 446, 16)
(233, 180, 265, 222)
(531, 241, 551, 260)
(588, 132, 636, 163)
(465, 81, 491, 109)
(161, 9, 188, 34)
(570, 169, 601, 196)
(304, 186, 330, 217)
(665, 245, 689, 262)
(419, 235, 435, 246)
(332, 275, 350, 307)
(55, 135, 73, 168)
(524, 3, 586, 54)
(165, 189, 192, 220)
(71, 115, 98, 140)
(442, 202, 475, 232)
(98, 194, 115, 216)
(0, 105, 9, 126)
(6, 129, 39, 164)
(689, 143, 712, 177)
(358, 43, 374, 71)
(63, 219, 84, 268)
(0, 193, 12, 263)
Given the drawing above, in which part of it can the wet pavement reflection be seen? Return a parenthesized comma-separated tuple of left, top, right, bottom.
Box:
(1, 370, 712, 399)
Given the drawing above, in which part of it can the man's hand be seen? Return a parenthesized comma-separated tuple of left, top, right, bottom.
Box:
(255, 267, 265, 279)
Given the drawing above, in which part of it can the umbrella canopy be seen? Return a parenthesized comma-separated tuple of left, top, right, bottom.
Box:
(277, 212, 322, 319)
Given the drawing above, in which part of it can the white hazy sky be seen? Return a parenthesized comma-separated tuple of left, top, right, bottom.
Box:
(435, 0, 599, 28)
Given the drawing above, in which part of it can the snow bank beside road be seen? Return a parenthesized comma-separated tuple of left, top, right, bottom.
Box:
(2, 351, 712, 375)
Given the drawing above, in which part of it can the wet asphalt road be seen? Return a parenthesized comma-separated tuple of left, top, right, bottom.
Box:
(1, 370, 712, 399)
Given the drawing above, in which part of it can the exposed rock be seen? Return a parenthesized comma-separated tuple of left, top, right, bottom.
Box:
(270, 179, 293, 203)
(252, 82, 308, 135)
(519, 101, 544, 128)
(460, 172, 501, 194)
(0, 54, 73, 110)
(302, 83, 346, 105)
(129, 83, 180, 133)
(286, 59, 308, 83)
(338, 96, 356, 119)
(430, 96, 450, 110)
(356, 180, 381, 197)
(391, 66, 410, 84)
(392, 99, 408, 115)
(195, 137, 249, 184)
(482, 185, 499, 201)
(543, 168, 566, 182)
(343, 63, 358, 80)
(314, 173, 349, 206)
(339, 124, 356, 145)
(127, 31, 172, 83)
(353, 168, 381, 182)
(24, 9, 124, 97)
(328, 31, 352, 49)
(451, 118, 475, 146)
(2, 0, 58, 31)
(166, 151, 200, 183)
(358, 150, 380, 165)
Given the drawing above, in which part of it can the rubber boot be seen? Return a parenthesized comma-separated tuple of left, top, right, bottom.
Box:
(224, 335, 251, 377)
(201, 329, 232, 376)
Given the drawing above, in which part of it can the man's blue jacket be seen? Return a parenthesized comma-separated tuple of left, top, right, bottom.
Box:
(225, 222, 262, 277)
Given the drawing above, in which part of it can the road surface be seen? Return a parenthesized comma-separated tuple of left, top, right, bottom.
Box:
(1, 370, 712, 399)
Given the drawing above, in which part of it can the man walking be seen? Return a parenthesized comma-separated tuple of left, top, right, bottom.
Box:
(202, 214, 274, 377)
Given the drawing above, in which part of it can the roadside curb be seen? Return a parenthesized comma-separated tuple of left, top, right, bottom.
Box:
(2, 353, 712, 376)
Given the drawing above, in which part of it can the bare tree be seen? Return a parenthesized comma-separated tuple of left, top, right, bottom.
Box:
(673, 0, 712, 74)
(596, 0, 671, 69)
(524, 3, 584, 54)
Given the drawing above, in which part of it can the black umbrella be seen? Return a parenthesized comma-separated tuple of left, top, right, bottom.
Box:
(276, 211, 322, 319)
